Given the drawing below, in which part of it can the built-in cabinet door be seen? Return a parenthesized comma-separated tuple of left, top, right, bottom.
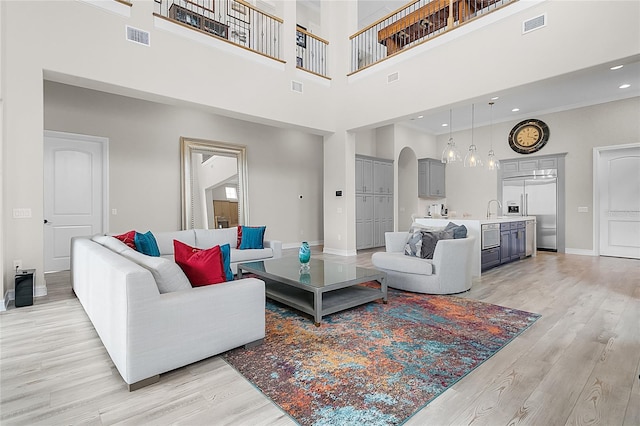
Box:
(355, 157, 374, 194)
(356, 194, 374, 249)
(418, 158, 446, 198)
(418, 160, 428, 197)
(500, 230, 511, 264)
(428, 160, 445, 197)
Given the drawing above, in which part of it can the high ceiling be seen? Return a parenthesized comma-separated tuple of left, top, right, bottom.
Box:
(300, 0, 639, 135)
(403, 56, 640, 135)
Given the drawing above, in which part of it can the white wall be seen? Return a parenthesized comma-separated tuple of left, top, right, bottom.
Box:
(2, 0, 638, 296)
(43, 81, 324, 243)
(439, 97, 640, 252)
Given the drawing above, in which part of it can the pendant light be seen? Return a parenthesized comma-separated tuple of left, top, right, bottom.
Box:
(486, 101, 500, 171)
(441, 109, 462, 164)
(463, 103, 483, 168)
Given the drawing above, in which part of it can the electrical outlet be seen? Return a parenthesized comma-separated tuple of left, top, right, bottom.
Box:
(337, 234, 341, 241)
(578, 206, 589, 213)
(13, 260, 22, 270)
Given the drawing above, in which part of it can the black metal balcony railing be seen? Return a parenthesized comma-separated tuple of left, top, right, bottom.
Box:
(350, 0, 515, 73)
(157, 0, 283, 61)
(295, 26, 330, 79)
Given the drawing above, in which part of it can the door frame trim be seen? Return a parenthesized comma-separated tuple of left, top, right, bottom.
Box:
(44, 129, 110, 247)
(593, 142, 640, 257)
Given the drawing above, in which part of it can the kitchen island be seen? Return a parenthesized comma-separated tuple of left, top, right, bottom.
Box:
(415, 216, 536, 277)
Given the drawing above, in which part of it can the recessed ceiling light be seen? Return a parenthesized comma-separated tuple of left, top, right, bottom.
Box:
(619, 83, 631, 89)
(442, 123, 448, 127)
(512, 108, 520, 112)
(491, 96, 499, 100)
(610, 65, 624, 70)
(418, 115, 424, 119)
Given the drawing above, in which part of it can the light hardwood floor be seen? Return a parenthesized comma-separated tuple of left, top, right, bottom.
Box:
(1, 249, 639, 425)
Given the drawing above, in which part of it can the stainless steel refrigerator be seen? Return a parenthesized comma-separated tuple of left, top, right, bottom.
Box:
(502, 171, 557, 251)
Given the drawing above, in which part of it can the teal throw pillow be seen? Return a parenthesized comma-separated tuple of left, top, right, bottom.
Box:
(239, 226, 266, 250)
(219, 243, 233, 281)
(134, 231, 161, 257)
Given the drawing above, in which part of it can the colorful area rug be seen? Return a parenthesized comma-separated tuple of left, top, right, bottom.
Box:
(223, 286, 539, 426)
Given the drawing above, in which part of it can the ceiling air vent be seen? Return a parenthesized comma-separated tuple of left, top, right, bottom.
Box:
(126, 25, 150, 46)
(522, 14, 546, 34)
(388, 72, 400, 84)
(291, 80, 303, 93)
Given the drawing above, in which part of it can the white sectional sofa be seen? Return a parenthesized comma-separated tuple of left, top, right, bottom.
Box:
(71, 228, 282, 390)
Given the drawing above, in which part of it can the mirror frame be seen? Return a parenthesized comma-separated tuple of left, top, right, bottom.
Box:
(180, 137, 249, 230)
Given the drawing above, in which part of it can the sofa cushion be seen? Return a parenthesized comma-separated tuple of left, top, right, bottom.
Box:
(119, 248, 191, 294)
(421, 230, 453, 259)
(230, 248, 274, 263)
(372, 252, 433, 275)
(195, 228, 237, 249)
(134, 231, 160, 257)
(154, 230, 196, 256)
(114, 230, 137, 249)
(92, 235, 131, 254)
(174, 240, 226, 286)
(238, 226, 266, 249)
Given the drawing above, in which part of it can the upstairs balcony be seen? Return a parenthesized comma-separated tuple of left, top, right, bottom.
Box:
(351, 0, 516, 73)
(154, 0, 516, 79)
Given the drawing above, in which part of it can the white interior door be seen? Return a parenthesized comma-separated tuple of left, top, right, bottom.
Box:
(44, 132, 107, 271)
(597, 144, 640, 259)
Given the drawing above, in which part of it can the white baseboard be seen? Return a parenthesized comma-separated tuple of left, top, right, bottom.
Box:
(0, 285, 48, 311)
(322, 247, 358, 257)
(282, 240, 323, 250)
(565, 248, 597, 256)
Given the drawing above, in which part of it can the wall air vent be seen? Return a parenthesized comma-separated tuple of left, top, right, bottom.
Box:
(522, 14, 546, 34)
(387, 72, 400, 84)
(126, 25, 150, 46)
(291, 80, 303, 93)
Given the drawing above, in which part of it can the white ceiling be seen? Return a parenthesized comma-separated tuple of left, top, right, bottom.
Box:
(300, 0, 639, 136)
(403, 56, 640, 135)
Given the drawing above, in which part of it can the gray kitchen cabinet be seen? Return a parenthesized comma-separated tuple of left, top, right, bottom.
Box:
(500, 221, 526, 264)
(418, 158, 445, 198)
(356, 155, 393, 249)
(355, 194, 374, 249)
(355, 157, 373, 194)
(501, 157, 558, 174)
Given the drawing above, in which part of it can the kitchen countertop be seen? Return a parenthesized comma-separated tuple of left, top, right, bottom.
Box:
(418, 216, 536, 224)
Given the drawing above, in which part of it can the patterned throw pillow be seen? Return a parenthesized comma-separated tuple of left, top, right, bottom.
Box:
(113, 230, 136, 250)
(404, 229, 424, 257)
(421, 230, 454, 259)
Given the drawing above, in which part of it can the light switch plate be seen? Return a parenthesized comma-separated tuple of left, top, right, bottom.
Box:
(578, 206, 588, 213)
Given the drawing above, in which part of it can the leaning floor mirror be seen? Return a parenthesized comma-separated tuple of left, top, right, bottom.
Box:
(180, 137, 249, 230)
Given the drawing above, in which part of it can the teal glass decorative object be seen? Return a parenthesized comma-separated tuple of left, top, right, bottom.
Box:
(299, 241, 311, 266)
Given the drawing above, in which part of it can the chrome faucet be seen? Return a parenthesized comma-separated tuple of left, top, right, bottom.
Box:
(487, 199, 502, 218)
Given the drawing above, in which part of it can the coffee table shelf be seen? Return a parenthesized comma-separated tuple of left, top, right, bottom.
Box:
(237, 257, 387, 326)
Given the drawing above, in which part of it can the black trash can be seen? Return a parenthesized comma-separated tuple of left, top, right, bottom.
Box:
(15, 269, 35, 307)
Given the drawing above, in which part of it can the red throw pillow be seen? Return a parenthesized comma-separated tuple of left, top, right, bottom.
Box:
(173, 240, 226, 287)
(114, 230, 137, 250)
(236, 225, 243, 249)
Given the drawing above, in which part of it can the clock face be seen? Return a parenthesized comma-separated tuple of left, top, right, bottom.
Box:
(509, 119, 549, 154)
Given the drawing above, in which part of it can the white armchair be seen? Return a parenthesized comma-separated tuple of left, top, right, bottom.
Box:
(371, 232, 475, 294)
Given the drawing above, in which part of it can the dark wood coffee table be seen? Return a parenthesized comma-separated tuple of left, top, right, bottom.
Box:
(237, 257, 387, 326)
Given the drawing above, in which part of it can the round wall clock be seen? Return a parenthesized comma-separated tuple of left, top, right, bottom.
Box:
(508, 119, 550, 154)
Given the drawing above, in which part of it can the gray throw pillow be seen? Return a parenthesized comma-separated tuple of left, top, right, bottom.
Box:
(444, 222, 468, 239)
(404, 229, 424, 257)
(420, 230, 453, 259)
